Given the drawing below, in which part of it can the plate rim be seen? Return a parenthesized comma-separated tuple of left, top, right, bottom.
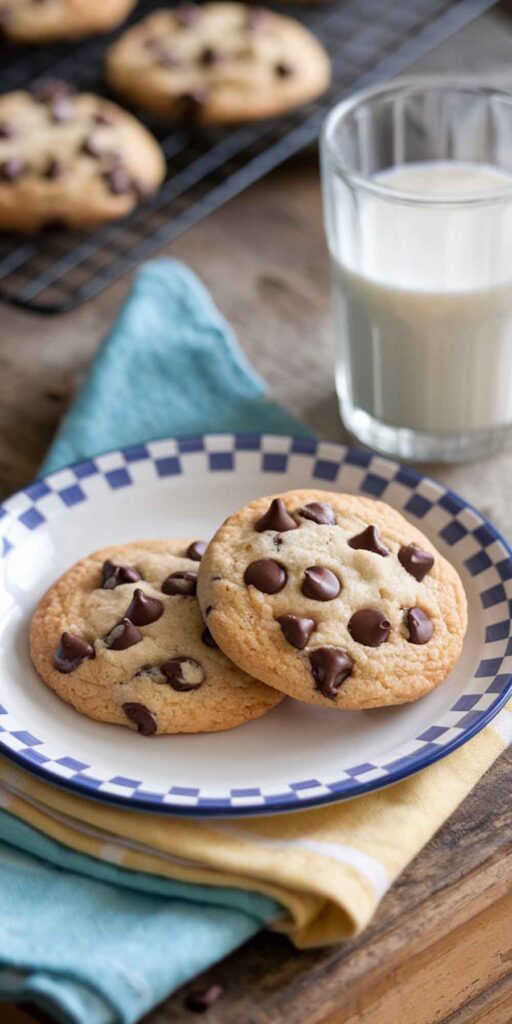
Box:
(0, 431, 511, 818)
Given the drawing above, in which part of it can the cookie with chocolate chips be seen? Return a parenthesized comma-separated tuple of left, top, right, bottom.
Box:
(0, 0, 135, 43)
(30, 539, 283, 735)
(0, 86, 164, 231)
(106, 2, 331, 124)
(197, 489, 468, 710)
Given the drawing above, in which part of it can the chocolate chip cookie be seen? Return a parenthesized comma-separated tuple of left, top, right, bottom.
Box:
(30, 539, 283, 735)
(106, 2, 331, 124)
(0, 84, 165, 231)
(0, 0, 135, 43)
(197, 490, 468, 709)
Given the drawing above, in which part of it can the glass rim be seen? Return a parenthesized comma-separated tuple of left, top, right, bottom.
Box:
(321, 76, 512, 207)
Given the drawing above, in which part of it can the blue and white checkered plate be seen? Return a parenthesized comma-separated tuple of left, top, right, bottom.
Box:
(0, 433, 511, 817)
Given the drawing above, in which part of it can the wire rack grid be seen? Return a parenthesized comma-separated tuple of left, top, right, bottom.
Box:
(0, 0, 498, 312)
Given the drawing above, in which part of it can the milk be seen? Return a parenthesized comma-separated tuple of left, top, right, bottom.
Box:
(332, 161, 512, 436)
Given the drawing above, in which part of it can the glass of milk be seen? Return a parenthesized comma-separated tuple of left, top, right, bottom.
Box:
(321, 79, 512, 462)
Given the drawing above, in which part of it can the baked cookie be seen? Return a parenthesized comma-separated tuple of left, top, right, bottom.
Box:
(0, 84, 165, 231)
(106, 2, 331, 124)
(30, 539, 283, 735)
(197, 490, 468, 710)
(0, 0, 136, 43)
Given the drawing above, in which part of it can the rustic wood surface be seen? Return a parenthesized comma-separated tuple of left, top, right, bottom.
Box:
(3, 6, 512, 1024)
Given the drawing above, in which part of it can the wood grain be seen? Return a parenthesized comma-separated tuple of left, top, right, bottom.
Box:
(142, 747, 512, 1024)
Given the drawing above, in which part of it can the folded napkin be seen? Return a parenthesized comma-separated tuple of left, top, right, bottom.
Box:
(0, 822, 276, 1024)
(42, 259, 308, 475)
(1, 711, 511, 950)
(1, 259, 511, 1022)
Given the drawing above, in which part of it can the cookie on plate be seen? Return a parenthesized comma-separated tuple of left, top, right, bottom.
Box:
(0, 0, 136, 43)
(106, 2, 331, 124)
(0, 84, 165, 231)
(30, 539, 283, 735)
(197, 490, 468, 710)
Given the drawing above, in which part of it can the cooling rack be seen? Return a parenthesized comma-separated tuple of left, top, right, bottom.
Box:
(0, 0, 497, 312)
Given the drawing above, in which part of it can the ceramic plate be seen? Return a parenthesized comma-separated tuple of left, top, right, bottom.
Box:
(0, 434, 511, 816)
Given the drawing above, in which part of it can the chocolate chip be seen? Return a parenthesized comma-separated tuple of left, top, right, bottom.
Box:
(44, 157, 63, 180)
(277, 614, 315, 650)
(82, 134, 103, 158)
(201, 626, 218, 648)
(406, 607, 433, 645)
(185, 984, 224, 1013)
(162, 571, 197, 597)
(398, 544, 435, 582)
(125, 588, 163, 626)
(0, 157, 25, 182)
(0, 121, 14, 139)
(102, 560, 141, 589)
(94, 110, 113, 126)
(104, 617, 143, 651)
(348, 608, 391, 647)
(348, 525, 389, 557)
(275, 62, 293, 78)
(186, 540, 207, 561)
(244, 559, 287, 594)
(103, 166, 132, 195)
(176, 2, 199, 25)
(53, 632, 95, 673)
(309, 647, 354, 699)
(51, 95, 74, 124)
(199, 46, 220, 66)
(161, 656, 204, 691)
(32, 80, 75, 103)
(302, 566, 340, 602)
(122, 702, 157, 735)
(255, 498, 297, 534)
(297, 502, 335, 526)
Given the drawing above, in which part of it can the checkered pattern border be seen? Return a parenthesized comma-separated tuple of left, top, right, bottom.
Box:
(0, 434, 511, 816)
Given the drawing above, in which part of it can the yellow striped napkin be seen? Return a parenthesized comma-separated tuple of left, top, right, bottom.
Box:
(1, 705, 510, 948)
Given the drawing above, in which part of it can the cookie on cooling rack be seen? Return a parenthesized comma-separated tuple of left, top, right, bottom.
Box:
(106, 2, 331, 124)
(30, 539, 283, 735)
(0, 0, 136, 43)
(0, 83, 165, 230)
(197, 490, 468, 710)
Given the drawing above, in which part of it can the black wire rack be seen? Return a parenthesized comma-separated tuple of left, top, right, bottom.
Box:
(0, 0, 497, 313)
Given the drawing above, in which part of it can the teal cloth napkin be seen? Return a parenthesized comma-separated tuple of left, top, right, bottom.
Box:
(2, 258, 311, 1024)
(0, 811, 278, 1024)
(42, 258, 308, 475)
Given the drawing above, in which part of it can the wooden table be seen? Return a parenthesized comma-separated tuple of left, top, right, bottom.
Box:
(3, 7, 512, 1023)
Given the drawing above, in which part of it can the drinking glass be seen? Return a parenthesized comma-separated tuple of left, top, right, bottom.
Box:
(321, 79, 512, 462)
